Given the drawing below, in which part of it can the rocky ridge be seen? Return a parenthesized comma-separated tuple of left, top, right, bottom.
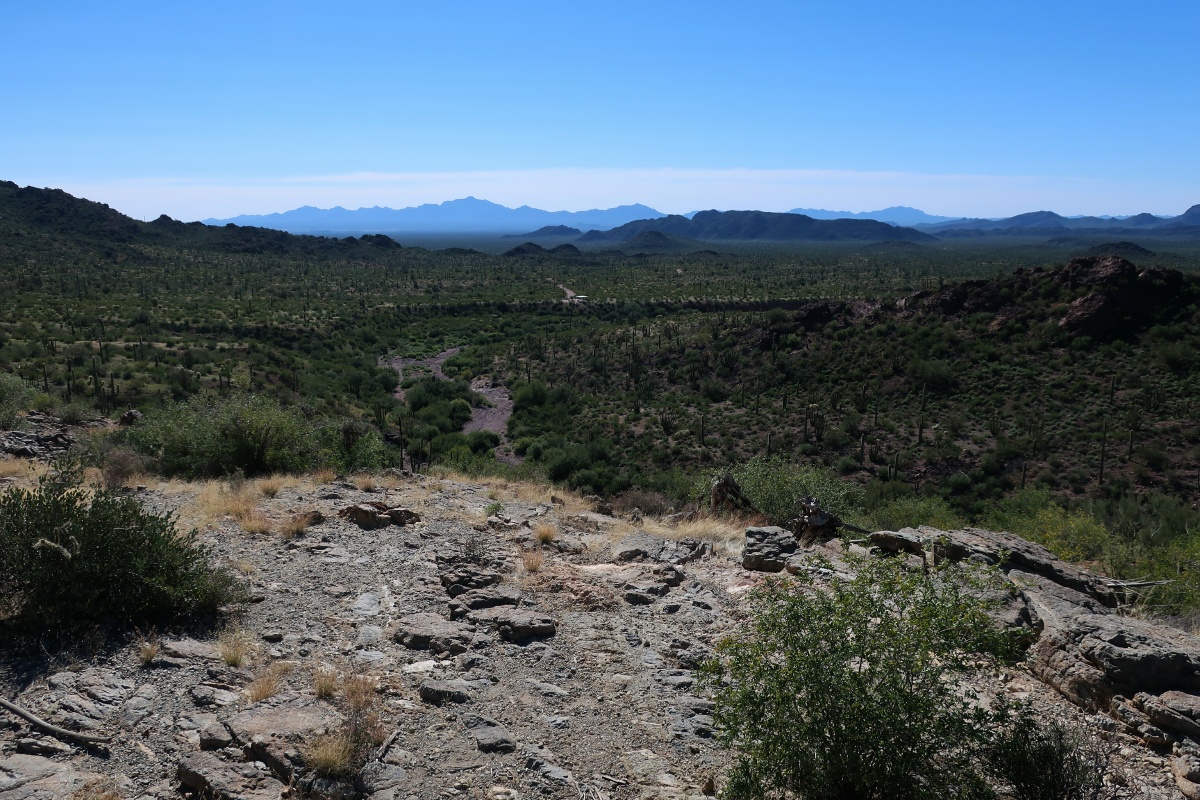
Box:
(0, 471, 1197, 798)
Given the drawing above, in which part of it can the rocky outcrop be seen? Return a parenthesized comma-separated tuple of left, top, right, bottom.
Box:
(740, 526, 796, 572)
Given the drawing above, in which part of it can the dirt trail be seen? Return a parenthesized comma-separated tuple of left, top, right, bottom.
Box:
(381, 347, 521, 463)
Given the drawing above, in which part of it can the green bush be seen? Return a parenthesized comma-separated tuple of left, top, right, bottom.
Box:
(705, 557, 1016, 800)
(986, 711, 1112, 800)
(871, 495, 965, 532)
(319, 418, 389, 473)
(711, 456, 864, 525)
(0, 373, 35, 430)
(127, 394, 320, 477)
(0, 464, 240, 631)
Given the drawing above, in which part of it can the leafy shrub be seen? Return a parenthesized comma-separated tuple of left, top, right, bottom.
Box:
(127, 394, 320, 477)
(319, 418, 388, 473)
(871, 495, 964, 532)
(711, 456, 864, 525)
(0, 373, 34, 429)
(986, 711, 1112, 800)
(0, 464, 239, 631)
(986, 490, 1108, 562)
(705, 558, 1015, 800)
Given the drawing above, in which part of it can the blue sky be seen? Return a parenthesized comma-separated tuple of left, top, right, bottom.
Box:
(4, 1, 1198, 220)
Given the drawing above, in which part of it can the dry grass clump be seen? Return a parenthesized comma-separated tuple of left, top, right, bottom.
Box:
(303, 730, 358, 777)
(246, 662, 293, 703)
(533, 523, 557, 546)
(351, 473, 377, 492)
(278, 514, 310, 540)
(304, 670, 384, 777)
(238, 511, 274, 535)
(642, 513, 746, 554)
(258, 475, 284, 498)
(70, 778, 123, 800)
(611, 488, 673, 516)
(313, 665, 339, 698)
(100, 446, 146, 490)
(0, 458, 43, 484)
(136, 631, 160, 666)
(312, 467, 337, 484)
(218, 627, 256, 667)
(522, 549, 544, 573)
(230, 559, 258, 576)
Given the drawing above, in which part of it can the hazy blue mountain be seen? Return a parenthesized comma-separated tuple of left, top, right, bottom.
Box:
(918, 208, 1190, 234)
(500, 225, 581, 239)
(204, 198, 664, 234)
(788, 206, 961, 226)
(578, 210, 934, 243)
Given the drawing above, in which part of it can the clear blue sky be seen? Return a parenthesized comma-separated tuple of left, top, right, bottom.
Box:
(4, 1, 1198, 219)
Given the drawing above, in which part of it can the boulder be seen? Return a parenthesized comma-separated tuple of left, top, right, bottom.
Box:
(470, 607, 556, 642)
(392, 613, 474, 655)
(177, 753, 285, 800)
(741, 526, 796, 572)
(448, 585, 522, 620)
(614, 531, 711, 565)
(226, 695, 343, 781)
(461, 713, 516, 753)
(418, 679, 475, 705)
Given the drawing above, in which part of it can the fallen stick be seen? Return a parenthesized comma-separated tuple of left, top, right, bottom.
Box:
(0, 696, 112, 744)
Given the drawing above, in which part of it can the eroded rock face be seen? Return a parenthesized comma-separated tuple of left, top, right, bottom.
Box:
(740, 526, 796, 572)
(392, 613, 475, 654)
(177, 753, 285, 800)
(226, 695, 343, 780)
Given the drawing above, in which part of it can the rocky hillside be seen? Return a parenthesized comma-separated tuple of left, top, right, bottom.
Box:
(1, 467, 1199, 799)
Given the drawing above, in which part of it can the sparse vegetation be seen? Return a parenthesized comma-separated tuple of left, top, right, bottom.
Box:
(0, 462, 240, 632)
(312, 666, 339, 699)
(705, 557, 1017, 800)
(217, 626, 256, 667)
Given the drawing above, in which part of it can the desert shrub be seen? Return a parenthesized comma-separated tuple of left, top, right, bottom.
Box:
(611, 488, 673, 516)
(319, 418, 388, 473)
(127, 393, 320, 477)
(711, 456, 864, 525)
(0, 463, 240, 631)
(101, 445, 146, 489)
(0, 373, 35, 429)
(986, 490, 1108, 562)
(704, 557, 1015, 800)
(986, 711, 1112, 800)
(870, 495, 965, 532)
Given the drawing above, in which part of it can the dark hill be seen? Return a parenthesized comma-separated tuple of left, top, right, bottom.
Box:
(548, 243, 582, 256)
(502, 242, 547, 257)
(911, 256, 1196, 340)
(1084, 241, 1155, 258)
(621, 230, 700, 254)
(501, 225, 582, 239)
(0, 181, 410, 259)
(578, 210, 934, 243)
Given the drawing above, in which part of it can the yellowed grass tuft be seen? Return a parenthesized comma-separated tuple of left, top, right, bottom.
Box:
(533, 523, 557, 546)
(238, 511, 274, 535)
(70, 778, 123, 800)
(351, 473, 378, 492)
(302, 730, 357, 777)
(642, 513, 746, 554)
(522, 549, 544, 573)
(258, 475, 284, 498)
(0, 459, 44, 487)
(217, 627, 256, 667)
(246, 662, 293, 703)
(312, 467, 337, 484)
(313, 666, 339, 698)
(230, 559, 258, 575)
(136, 632, 160, 667)
(278, 515, 309, 540)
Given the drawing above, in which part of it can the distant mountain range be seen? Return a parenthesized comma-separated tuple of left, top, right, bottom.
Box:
(578, 210, 934, 243)
(204, 198, 664, 234)
(788, 206, 961, 226)
(914, 207, 1200, 236)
